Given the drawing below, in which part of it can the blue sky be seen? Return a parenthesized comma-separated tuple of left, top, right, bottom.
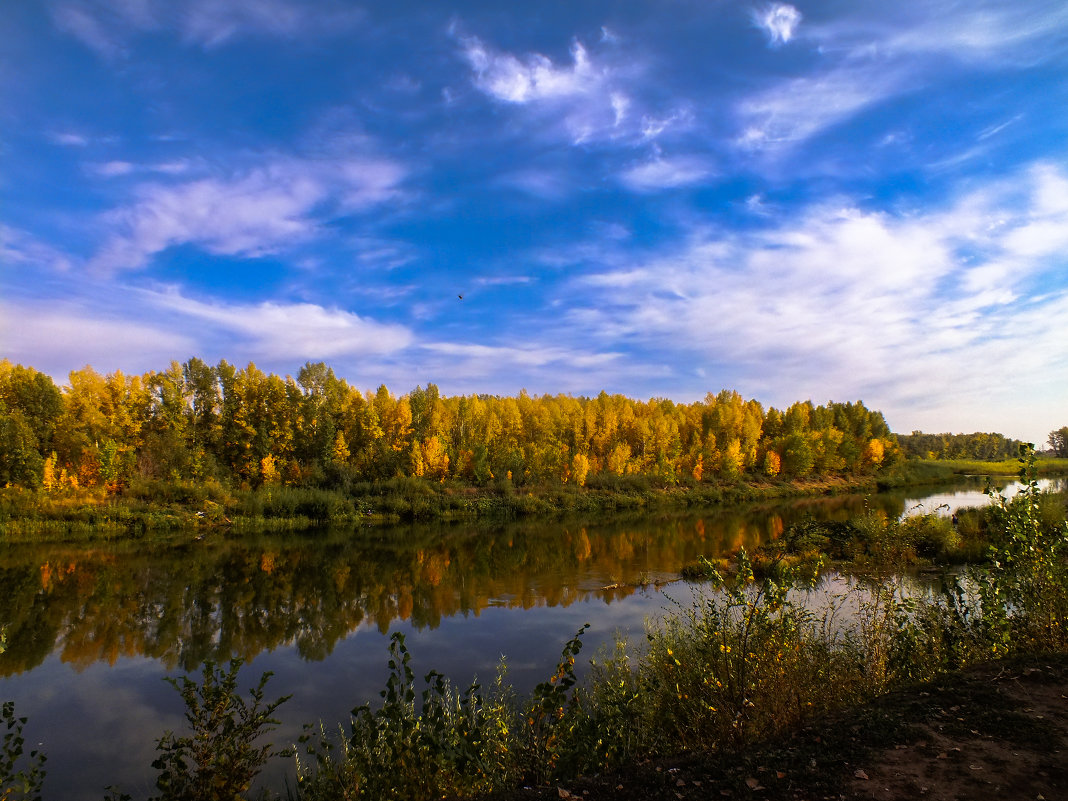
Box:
(2, 0, 1067, 445)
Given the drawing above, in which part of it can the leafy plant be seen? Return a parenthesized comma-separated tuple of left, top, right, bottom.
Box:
(141, 660, 290, 801)
(978, 444, 1068, 654)
(294, 631, 519, 801)
(1, 701, 46, 801)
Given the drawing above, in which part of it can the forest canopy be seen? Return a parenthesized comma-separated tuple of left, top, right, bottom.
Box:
(0, 358, 902, 492)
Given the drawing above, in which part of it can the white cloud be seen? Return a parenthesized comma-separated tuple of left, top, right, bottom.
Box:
(90, 155, 406, 271)
(620, 154, 712, 192)
(0, 299, 195, 376)
(460, 34, 641, 145)
(0, 288, 413, 381)
(147, 290, 414, 359)
(736, 1, 1068, 153)
(462, 37, 602, 104)
(569, 163, 1068, 443)
(92, 170, 323, 270)
(88, 160, 194, 177)
(49, 131, 91, 147)
(639, 109, 694, 141)
(752, 3, 802, 46)
(475, 275, 533, 287)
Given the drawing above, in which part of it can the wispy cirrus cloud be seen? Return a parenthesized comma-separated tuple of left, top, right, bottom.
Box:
(48, 0, 363, 57)
(735, 0, 1068, 153)
(86, 160, 193, 178)
(48, 131, 91, 147)
(90, 154, 406, 271)
(619, 152, 712, 192)
(870, 0, 1068, 64)
(1, 224, 74, 273)
(736, 63, 907, 149)
(752, 3, 802, 47)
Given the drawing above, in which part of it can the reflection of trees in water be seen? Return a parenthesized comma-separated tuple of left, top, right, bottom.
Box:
(0, 489, 920, 675)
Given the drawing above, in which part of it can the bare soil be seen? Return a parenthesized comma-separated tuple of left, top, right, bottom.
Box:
(492, 654, 1068, 801)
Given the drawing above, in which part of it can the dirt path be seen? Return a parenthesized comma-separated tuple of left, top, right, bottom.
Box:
(495, 654, 1068, 801)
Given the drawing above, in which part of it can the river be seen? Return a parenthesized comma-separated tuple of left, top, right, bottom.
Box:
(0, 476, 1061, 798)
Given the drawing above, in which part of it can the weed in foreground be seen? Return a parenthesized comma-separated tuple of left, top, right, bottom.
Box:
(293, 631, 522, 801)
(107, 660, 289, 801)
(1, 700, 46, 801)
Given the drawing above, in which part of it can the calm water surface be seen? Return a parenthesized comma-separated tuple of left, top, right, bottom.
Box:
(0, 477, 1060, 798)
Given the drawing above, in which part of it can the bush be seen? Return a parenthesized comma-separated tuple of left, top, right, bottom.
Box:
(294, 632, 521, 800)
(108, 660, 289, 801)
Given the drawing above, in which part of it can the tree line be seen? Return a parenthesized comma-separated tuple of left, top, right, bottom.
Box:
(895, 430, 1029, 461)
(0, 358, 900, 492)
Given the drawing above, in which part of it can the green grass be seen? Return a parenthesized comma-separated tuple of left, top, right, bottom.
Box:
(917, 456, 1068, 476)
(0, 471, 889, 544)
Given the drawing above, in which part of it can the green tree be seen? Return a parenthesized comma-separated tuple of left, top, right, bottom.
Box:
(0, 403, 45, 487)
(1048, 426, 1068, 458)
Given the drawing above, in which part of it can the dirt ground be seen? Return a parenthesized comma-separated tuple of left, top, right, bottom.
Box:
(494, 654, 1068, 801)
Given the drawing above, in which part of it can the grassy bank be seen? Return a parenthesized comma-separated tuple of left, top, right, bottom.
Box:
(5, 455, 1065, 543)
(0, 471, 883, 543)
(891, 455, 1068, 482)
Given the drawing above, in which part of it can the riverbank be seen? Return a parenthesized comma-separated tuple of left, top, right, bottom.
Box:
(0, 471, 882, 543)
(8, 457, 1065, 543)
(494, 652, 1068, 801)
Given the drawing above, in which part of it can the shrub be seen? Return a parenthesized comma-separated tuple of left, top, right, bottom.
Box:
(113, 660, 289, 801)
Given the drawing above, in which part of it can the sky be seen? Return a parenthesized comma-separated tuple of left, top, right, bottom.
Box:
(2, 0, 1067, 445)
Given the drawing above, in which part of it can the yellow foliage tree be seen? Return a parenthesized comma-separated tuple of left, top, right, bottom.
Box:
(420, 436, 450, 481)
(260, 453, 280, 485)
(42, 452, 57, 492)
(863, 438, 885, 470)
(571, 452, 590, 487)
(606, 442, 631, 476)
(720, 438, 743, 479)
(331, 431, 350, 464)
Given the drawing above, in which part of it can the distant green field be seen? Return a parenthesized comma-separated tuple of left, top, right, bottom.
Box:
(915, 456, 1068, 476)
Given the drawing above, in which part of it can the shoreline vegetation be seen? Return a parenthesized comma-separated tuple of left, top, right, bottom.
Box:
(2, 454, 1067, 543)
(2, 450, 1066, 800)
